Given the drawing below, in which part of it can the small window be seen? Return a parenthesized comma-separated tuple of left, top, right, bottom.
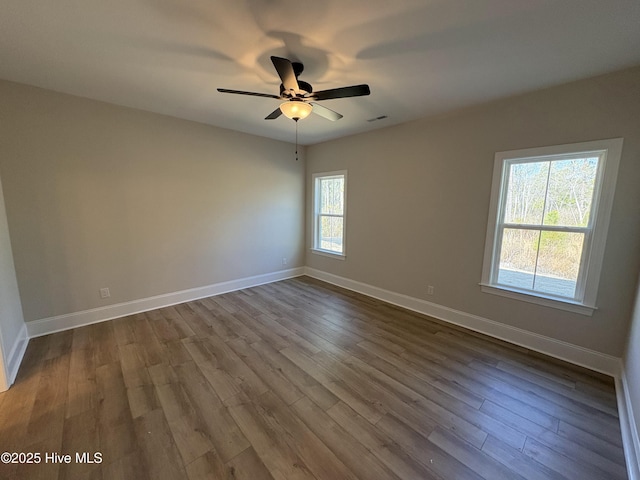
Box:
(312, 171, 347, 257)
(481, 139, 622, 314)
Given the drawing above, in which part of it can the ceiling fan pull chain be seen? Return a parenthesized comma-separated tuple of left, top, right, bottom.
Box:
(295, 119, 299, 161)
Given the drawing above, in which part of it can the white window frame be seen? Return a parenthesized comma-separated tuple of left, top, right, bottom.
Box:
(312, 171, 347, 259)
(480, 138, 623, 315)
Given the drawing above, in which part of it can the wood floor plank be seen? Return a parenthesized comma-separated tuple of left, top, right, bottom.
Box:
(225, 446, 276, 480)
(158, 306, 196, 340)
(481, 435, 565, 480)
(480, 399, 550, 438)
(65, 340, 97, 418)
(184, 450, 227, 480)
(428, 426, 527, 480)
(90, 322, 118, 367)
(557, 420, 627, 466)
(132, 313, 166, 366)
(327, 401, 441, 480)
(0, 338, 48, 479)
(59, 409, 101, 480)
(225, 392, 317, 480)
(355, 339, 483, 409)
(343, 349, 526, 450)
(250, 340, 338, 411)
(227, 336, 305, 406)
(112, 316, 137, 347)
(522, 436, 625, 480)
(134, 409, 189, 480)
(200, 333, 270, 398)
(118, 342, 152, 389)
(376, 411, 484, 480)
(271, 312, 344, 356)
(162, 339, 193, 366)
(172, 361, 250, 463)
(230, 309, 292, 351)
(254, 391, 360, 480)
(291, 396, 402, 480)
(155, 381, 214, 465)
(468, 359, 622, 444)
(127, 384, 160, 419)
(198, 298, 251, 342)
(42, 329, 74, 361)
(534, 426, 629, 479)
(173, 303, 215, 339)
(317, 349, 491, 449)
(145, 309, 183, 343)
(189, 300, 237, 342)
(182, 340, 242, 402)
(24, 354, 70, 447)
(281, 345, 385, 423)
(492, 359, 618, 416)
(0, 276, 627, 480)
(14, 433, 64, 480)
(96, 362, 137, 464)
(100, 450, 149, 480)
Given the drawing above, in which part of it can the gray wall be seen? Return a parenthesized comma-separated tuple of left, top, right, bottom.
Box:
(306, 67, 640, 357)
(624, 275, 640, 470)
(0, 173, 25, 390)
(0, 80, 305, 323)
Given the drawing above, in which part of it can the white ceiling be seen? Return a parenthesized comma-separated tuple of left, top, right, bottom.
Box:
(1, 0, 639, 145)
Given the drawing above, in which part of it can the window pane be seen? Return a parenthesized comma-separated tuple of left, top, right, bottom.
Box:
(543, 158, 598, 227)
(320, 177, 344, 215)
(497, 228, 539, 290)
(534, 231, 584, 298)
(319, 215, 343, 253)
(504, 161, 549, 225)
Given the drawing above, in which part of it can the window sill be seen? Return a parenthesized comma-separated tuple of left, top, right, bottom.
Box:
(311, 249, 346, 260)
(479, 284, 596, 316)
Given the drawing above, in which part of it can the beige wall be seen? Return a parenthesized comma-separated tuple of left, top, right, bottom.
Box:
(0, 80, 305, 323)
(306, 67, 640, 357)
(0, 173, 25, 390)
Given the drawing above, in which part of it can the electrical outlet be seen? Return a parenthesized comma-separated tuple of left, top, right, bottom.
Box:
(427, 285, 434, 295)
(282, 257, 287, 266)
(99, 287, 110, 299)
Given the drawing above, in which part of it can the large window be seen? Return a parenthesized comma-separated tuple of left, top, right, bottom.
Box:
(481, 139, 622, 314)
(312, 171, 346, 257)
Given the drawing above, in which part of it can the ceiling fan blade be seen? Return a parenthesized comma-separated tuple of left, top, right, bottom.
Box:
(310, 102, 343, 121)
(309, 84, 371, 101)
(265, 108, 282, 120)
(217, 88, 280, 99)
(270, 56, 300, 93)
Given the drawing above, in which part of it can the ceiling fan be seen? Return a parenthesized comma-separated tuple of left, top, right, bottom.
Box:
(217, 56, 371, 122)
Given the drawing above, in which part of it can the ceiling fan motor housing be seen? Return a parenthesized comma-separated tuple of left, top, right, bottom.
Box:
(280, 81, 313, 97)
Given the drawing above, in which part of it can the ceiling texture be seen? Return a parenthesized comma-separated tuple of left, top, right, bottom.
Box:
(1, 0, 639, 145)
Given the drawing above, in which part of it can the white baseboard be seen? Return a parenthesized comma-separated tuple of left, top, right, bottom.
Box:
(26, 268, 305, 338)
(0, 323, 29, 391)
(618, 367, 640, 480)
(304, 267, 620, 377)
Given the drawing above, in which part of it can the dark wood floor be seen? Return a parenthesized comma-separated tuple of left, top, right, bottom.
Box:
(0, 276, 628, 480)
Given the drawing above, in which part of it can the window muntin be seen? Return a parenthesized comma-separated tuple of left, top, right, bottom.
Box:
(481, 139, 622, 314)
(313, 172, 346, 256)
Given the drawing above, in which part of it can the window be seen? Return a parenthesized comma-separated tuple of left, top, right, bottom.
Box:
(481, 139, 622, 314)
(312, 171, 346, 257)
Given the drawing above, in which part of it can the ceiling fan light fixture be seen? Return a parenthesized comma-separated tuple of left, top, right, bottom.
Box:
(280, 100, 313, 121)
